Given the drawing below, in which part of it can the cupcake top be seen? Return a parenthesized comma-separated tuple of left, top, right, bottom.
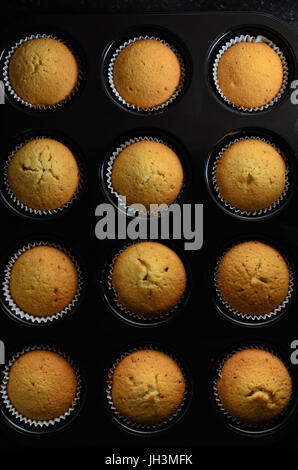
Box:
(217, 348, 292, 424)
(111, 140, 184, 211)
(7, 138, 80, 211)
(111, 349, 186, 425)
(112, 38, 181, 109)
(9, 246, 78, 317)
(217, 241, 289, 316)
(8, 37, 79, 107)
(111, 241, 186, 317)
(216, 42, 283, 109)
(7, 350, 77, 421)
(215, 139, 286, 212)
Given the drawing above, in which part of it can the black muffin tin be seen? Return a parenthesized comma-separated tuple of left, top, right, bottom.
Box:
(1, 11, 298, 453)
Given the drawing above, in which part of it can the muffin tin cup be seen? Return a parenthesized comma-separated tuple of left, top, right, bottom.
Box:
(2, 33, 83, 111)
(1, 241, 84, 326)
(0, 345, 83, 434)
(105, 136, 186, 218)
(102, 241, 191, 327)
(210, 136, 290, 218)
(106, 345, 190, 434)
(212, 344, 296, 436)
(212, 34, 288, 112)
(107, 35, 186, 113)
(2, 136, 84, 218)
(213, 240, 294, 327)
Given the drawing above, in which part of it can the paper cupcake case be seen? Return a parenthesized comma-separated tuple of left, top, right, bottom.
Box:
(106, 345, 190, 433)
(213, 240, 294, 325)
(105, 136, 187, 218)
(104, 241, 190, 325)
(107, 35, 186, 113)
(2, 33, 83, 110)
(211, 136, 290, 218)
(1, 241, 84, 326)
(0, 345, 83, 431)
(2, 136, 84, 218)
(212, 34, 289, 112)
(212, 345, 296, 434)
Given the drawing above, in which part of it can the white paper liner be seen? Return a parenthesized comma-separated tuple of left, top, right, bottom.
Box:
(0, 345, 82, 428)
(106, 136, 185, 217)
(107, 241, 187, 322)
(212, 136, 290, 217)
(212, 34, 288, 112)
(106, 346, 188, 431)
(3, 136, 84, 216)
(2, 241, 83, 324)
(213, 345, 293, 429)
(214, 241, 294, 322)
(108, 35, 185, 112)
(3, 34, 82, 110)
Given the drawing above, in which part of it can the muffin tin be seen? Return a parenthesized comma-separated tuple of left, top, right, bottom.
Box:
(1, 11, 298, 451)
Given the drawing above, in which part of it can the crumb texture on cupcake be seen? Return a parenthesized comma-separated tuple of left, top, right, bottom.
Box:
(216, 42, 283, 108)
(7, 350, 78, 421)
(111, 140, 184, 210)
(7, 138, 80, 211)
(111, 241, 186, 317)
(217, 241, 289, 316)
(111, 349, 186, 425)
(9, 246, 78, 317)
(217, 348, 292, 424)
(8, 38, 79, 107)
(215, 139, 286, 212)
(113, 39, 181, 109)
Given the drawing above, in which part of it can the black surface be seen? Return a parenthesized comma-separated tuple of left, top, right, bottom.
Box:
(1, 6, 298, 456)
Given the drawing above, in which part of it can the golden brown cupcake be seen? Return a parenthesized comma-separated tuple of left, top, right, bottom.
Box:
(8, 37, 79, 107)
(10, 246, 78, 317)
(111, 241, 186, 317)
(113, 39, 181, 109)
(216, 42, 283, 108)
(111, 140, 183, 211)
(217, 348, 292, 424)
(217, 241, 290, 316)
(111, 349, 185, 424)
(7, 138, 80, 211)
(7, 350, 77, 421)
(215, 139, 286, 211)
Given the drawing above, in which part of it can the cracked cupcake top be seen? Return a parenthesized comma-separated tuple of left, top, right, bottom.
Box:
(111, 241, 186, 317)
(9, 245, 78, 317)
(8, 37, 79, 107)
(217, 241, 290, 316)
(217, 348, 292, 424)
(215, 139, 286, 212)
(7, 138, 80, 211)
(111, 349, 186, 424)
(111, 140, 184, 211)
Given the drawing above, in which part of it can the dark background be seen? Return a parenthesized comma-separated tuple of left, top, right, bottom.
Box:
(1, 0, 298, 460)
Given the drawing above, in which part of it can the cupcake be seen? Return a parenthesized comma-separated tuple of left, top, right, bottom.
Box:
(112, 38, 181, 109)
(217, 348, 292, 424)
(8, 37, 79, 107)
(111, 242, 186, 317)
(216, 42, 283, 109)
(7, 138, 80, 211)
(9, 246, 78, 317)
(111, 349, 186, 425)
(7, 350, 77, 421)
(111, 140, 184, 211)
(217, 241, 290, 316)
(215, 139, 286, 212)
